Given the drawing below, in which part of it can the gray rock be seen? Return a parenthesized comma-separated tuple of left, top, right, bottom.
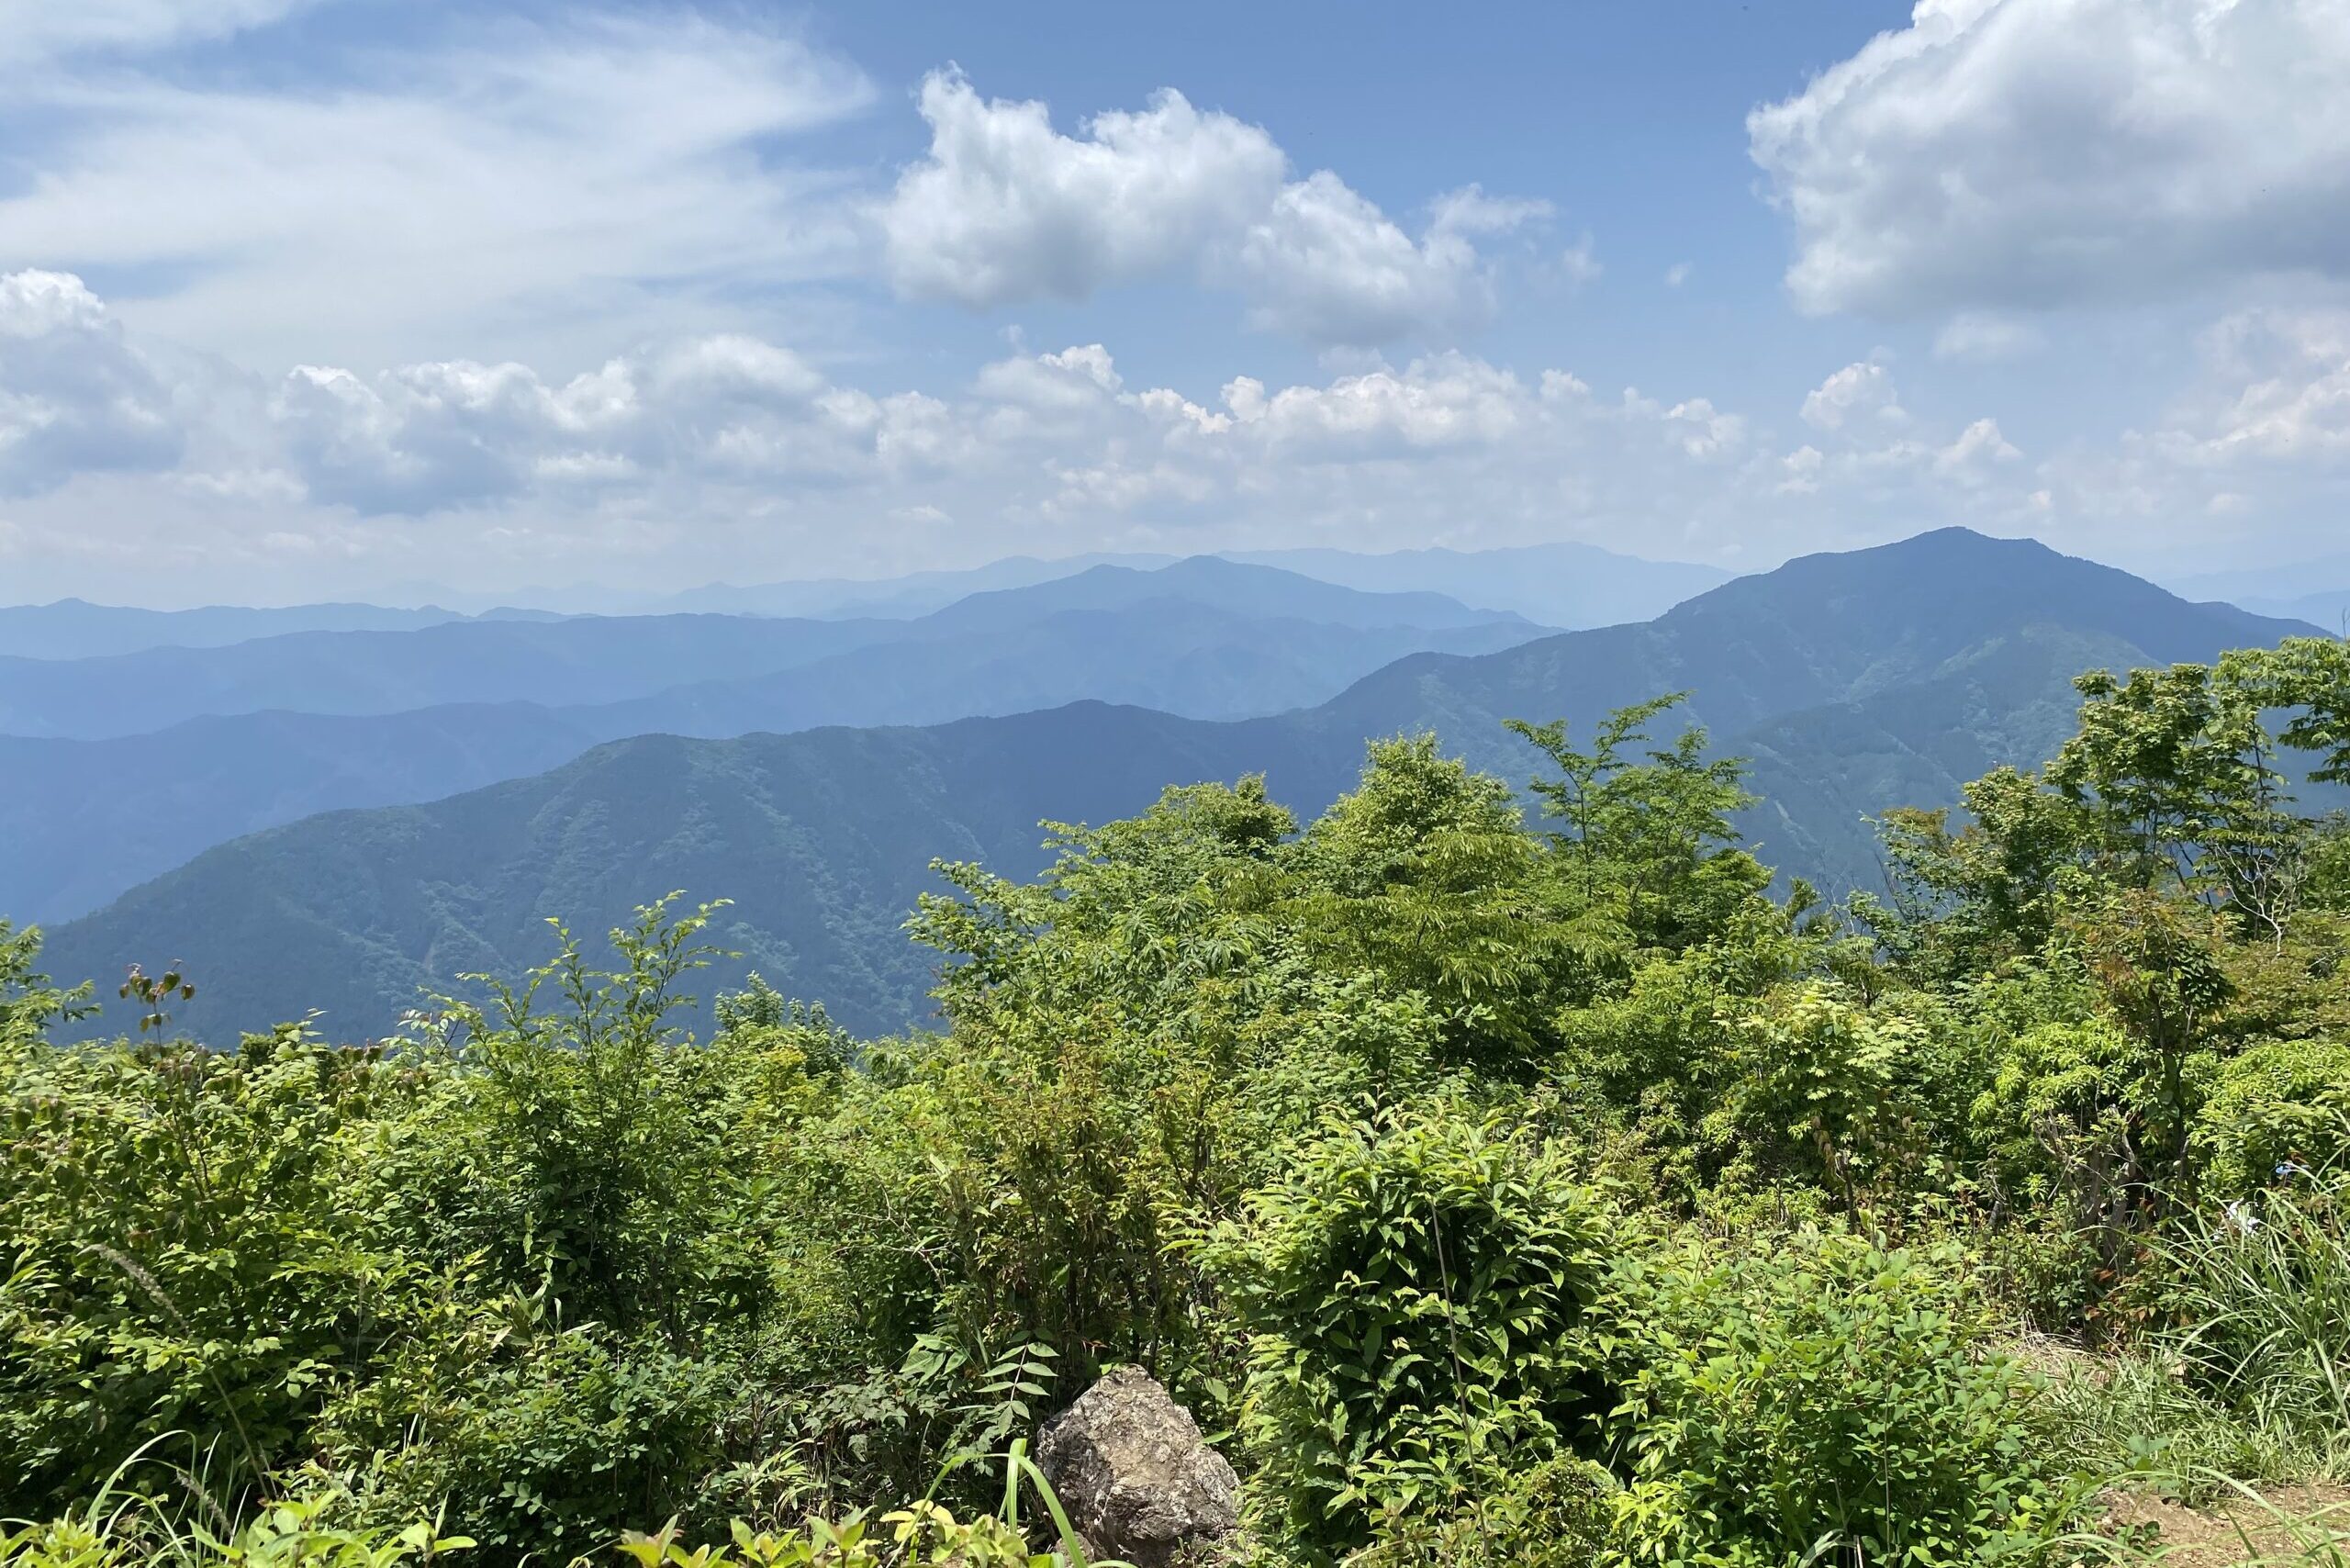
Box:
(1035, 1366, 1240, 1566)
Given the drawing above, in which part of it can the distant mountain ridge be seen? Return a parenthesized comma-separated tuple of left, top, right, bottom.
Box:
(0, 561, 1540, 920)
(0, 557, 1521, 743)
(666, 538, 1719, 627)
(34, 529, 2317, 1044)
(1225, 541, 1729, 627)
(0, 599, 565, 662)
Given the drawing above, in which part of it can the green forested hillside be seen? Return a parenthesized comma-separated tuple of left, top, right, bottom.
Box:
(0, 599, 1534, 923)
(37, 530, 2315, 1043)
(37, 705, 1300, 1038)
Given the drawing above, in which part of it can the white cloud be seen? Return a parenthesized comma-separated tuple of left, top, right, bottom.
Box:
(1663, 262, 1694, 288)
(878, 70, 1544, 344)
(1778, 444, 1824, 495)
(878, 71, 1285, 308)
(1933, 416, 2023, 479)
(1225, 172, 1503, 342)
(1221, 353, 1531, 454)
(2165, 308, 2350, 463)
(1800, 360, 1908, 432)
(0, 270, 186, 493)
(270, 357, 646, 512)
(12, 266, 2346, 602)
(1559, 234, 1604, 288)
(1751, 0, 2350, 316)
(0, 14, 874, 367)
(0, 0, 315, 67)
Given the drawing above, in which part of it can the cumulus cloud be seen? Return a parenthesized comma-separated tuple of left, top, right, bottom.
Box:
(1934, 416, 2023, 479)
(878, 70, 1545, 344)
(0, 270, 185, 493)
(15, 266, 2344, 602)
(271, 358, 644, 512)
(1800, 360, 1908, 432)
(266, 330, 970, 512)
(2164, 308, 2350, 464)
(878, 71, 1285, 308)
(1751, 0, 2350, 316)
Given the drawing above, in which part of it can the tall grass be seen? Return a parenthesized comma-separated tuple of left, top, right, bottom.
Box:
(0, 1445, 472, 1568)
(2154, 1165, 2350, 1463)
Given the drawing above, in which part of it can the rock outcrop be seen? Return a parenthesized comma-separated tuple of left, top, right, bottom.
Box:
(1035, 1367, 1240, 1566)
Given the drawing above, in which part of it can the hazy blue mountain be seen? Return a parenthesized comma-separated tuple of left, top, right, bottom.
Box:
(1, 572, 1538, 920)
(1226, 540, 1730, 627)
(0, 615, 901, 739)
(0, 558, 1515, 741)
(915, 557, 1528, 633)
(572, 599, 1537, 740)
(0, 599, 564, 661)
(2222, 590, 2350, 633)
(0, 706, 604, 923)
(653, 554, 1179, 619)
(1300, 526, 2306, 779)
(2167, 554, 2350, 607)
(634, 540, 1718, 625)
(39, 531, 2312, 1043)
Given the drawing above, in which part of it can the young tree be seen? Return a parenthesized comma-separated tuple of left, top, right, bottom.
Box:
(1507, 693, 1765, 949)
(2046, 661, 2303, 935)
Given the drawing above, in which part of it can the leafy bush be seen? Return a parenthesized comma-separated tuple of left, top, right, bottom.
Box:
(1203, 1103, 1617, 1556)
(2194, 1039, 2350, 1198)
(1605, 1231, 2065, 1567)
(0, 1023, 438, 1504)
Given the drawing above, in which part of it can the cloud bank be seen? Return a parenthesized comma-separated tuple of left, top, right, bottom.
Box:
(1751, 0, 2350, 317)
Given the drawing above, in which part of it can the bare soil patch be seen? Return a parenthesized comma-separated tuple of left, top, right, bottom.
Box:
(2105, 1485, 2350, 1566)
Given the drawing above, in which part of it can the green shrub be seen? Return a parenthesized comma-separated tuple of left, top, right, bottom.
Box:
(0, 1024, 435, 1507)
(1344, 1455, 1612, 1567)
(2194, 1039, 2350, 1199)
(1606, 1230, 2064, 1567)
(1203, 1103, 1617, 1557)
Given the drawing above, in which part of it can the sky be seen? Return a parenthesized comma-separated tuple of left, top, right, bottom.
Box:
(2, 0, 2348, 606)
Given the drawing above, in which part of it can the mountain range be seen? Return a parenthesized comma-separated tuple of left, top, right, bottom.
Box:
(376, 536, 1724, 626)
(1225, 542, 1729, 628)
(0, 599, 564, 662)
(0, 559, 1540, 921)
(29, 528, 2314, 1043)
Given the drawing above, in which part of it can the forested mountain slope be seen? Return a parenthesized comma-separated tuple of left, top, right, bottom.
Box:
(0, 594, 1534, 922)
(37, 530, 2316, 1041)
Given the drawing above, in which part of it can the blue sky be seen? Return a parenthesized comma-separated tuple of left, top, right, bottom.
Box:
(1, 0, 2346, 605)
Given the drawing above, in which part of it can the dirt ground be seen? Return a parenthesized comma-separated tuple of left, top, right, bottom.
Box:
(2105, 1485, 2350, 1566)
